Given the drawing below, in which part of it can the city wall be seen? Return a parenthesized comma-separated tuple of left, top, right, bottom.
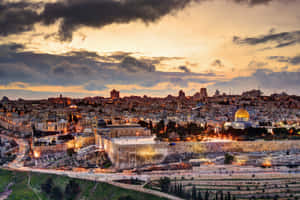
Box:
(109, 140, 300, 169)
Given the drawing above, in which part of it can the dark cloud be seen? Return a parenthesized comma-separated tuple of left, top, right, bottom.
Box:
(211, 59, 224, 68)
(233, 30, 300, 49)
(40, 0, 202, 41)
(0, 0, 199, 40)
(248, 60, 267, 68)
(210, 68, 300, 95)
(120, 56, 156, 72)
(84, 81, 108, 91)
(108, 52, 134, 61)
(232, 0, 274, 6)
(268, 55, 300, 65)
(0, 1, 41, 36)
(0, 43, 217, 90)
(0, 0, 284, 41)
(179, 65, 191, 73)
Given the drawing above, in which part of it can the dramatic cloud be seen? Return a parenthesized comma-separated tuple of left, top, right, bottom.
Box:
(0, 0, 283, 41)
(120, 56, 156, 72)
(40, 0, 203, 41)
(0, 43, 218, 94)
(232, 0, 274, 6)
(0, 1, 40, 36)
(210, 68, 300, 94)
(268, 55, 300, 65)
(233, 30, 300, 49)
(247, 60, 267, 69)
(179, 65, 191, 73)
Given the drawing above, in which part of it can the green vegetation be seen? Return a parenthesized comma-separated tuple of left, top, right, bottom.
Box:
(0, 169, 166, 200)
(0, 169, 14, 192)
(139, 120, 204, 140)
(159, 177, 171, 193)
(146, 176, 300, 200)
(224, 153, 235, 164)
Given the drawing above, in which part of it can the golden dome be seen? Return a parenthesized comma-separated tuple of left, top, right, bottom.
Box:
(234, 108, 250, 122)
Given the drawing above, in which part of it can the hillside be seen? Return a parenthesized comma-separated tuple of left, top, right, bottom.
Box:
(0, 169, 167, 200)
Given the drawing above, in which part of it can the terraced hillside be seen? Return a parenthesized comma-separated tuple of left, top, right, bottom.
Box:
(146, 174, 300, 200)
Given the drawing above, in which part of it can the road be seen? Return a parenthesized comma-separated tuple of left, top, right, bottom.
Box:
(2, 132, 300, 200)
(0, 134, 183, 200)
(0, 134, 28, 168)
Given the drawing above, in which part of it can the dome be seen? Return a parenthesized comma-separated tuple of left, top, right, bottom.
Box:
(234, 108, 250, 122)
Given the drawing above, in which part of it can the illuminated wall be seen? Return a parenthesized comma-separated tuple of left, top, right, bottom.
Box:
(107, 140, 300, 169)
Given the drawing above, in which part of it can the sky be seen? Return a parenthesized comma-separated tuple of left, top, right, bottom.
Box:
(0, 0, 300, 99)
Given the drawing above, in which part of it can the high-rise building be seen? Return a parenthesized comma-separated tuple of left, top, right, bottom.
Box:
(110, 89, 120, 99)
(200, 88, 208, 99)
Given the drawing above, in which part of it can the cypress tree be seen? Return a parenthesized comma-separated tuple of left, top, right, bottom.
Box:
(179, 183, 183, 197)
(227, 192, 231, 200)
(198, 190, 203, 200)
(192, 185, 197, 200)
(205, 191, 209, 200)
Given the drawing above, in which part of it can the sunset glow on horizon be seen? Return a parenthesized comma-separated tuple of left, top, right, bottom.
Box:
(1, 0, 300, 99)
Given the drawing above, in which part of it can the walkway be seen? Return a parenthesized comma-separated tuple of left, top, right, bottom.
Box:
(108, 181, 184, 200)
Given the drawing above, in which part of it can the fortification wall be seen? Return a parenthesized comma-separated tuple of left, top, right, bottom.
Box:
(109, 140, 300, 169)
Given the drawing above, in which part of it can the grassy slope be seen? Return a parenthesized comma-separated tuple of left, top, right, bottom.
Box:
(0, 170, 14, 192)
(0, 169, 166, 200)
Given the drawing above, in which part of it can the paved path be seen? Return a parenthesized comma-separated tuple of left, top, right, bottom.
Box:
(108, 181, 184, 200)
(0, 183, 13, 200)
(27, 173, 42, 200)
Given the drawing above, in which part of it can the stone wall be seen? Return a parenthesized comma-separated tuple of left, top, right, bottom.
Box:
(108, 140, 300, 169)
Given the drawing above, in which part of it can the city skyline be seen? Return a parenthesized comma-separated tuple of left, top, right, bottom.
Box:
(1, 0, 300, 99)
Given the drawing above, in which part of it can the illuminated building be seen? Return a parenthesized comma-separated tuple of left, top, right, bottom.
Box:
(110, 89, 120, 100)
(234, 108, 250, 122)
(178, 90, 185, 99)
(200, 88, 208, 100)
(94, 120, 156, 168)
(95, 121, 152, 149)
(224, 108, 252, 130)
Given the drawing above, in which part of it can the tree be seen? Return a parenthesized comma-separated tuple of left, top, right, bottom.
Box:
(118, 196, 134, 200)
(159, 177, 171, 193)
(51, 186, 63, 200)
(41, 178, 53, 194)
(178, 183, 184, 197)
(192, 185, 197, 200)
(149, 121, 153, 132)
(227, 192, 231, 200)
(156, 120, 165, 135)
(138, 120, 148, 128)
(198, 190, 203, 200)
(205, 191, 209, 200)
(65, 180, 80, 200)
(67, 148, 75, 157)
(167, 121, 176, 133)
(224, 153, 234, 164)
